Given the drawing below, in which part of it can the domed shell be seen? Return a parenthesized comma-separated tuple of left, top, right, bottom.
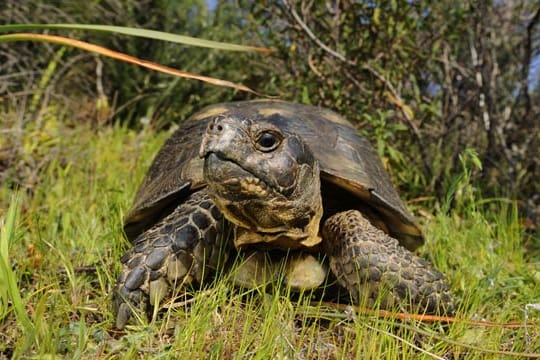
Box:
(124, 100, 423, 250)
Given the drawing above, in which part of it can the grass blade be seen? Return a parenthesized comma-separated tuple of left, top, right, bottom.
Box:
(0, 194, 34, 333)
(0, 23, 274, 54)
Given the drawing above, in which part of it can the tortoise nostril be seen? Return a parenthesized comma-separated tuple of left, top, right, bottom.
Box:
(208, 119, 224, 134)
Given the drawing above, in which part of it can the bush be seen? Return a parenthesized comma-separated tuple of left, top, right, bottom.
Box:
(241, 0, 540, 219)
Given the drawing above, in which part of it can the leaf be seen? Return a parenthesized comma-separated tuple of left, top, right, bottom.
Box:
(401, 104, 415, 120)
(0, 24, 274, 54)
(373, 8, 381, 27)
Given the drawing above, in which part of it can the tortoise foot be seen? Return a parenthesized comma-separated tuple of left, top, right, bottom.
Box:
(323, 210, 454, 314)
(113, 191, 226, 329)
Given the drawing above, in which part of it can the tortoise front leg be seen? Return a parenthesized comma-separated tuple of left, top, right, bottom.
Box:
(322, 210, 454, 314)
(113, 190, 227, 329)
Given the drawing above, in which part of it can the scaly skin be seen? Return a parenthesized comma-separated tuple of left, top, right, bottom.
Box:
(113, 190, 226, 329)
(322, 210, 455, 314)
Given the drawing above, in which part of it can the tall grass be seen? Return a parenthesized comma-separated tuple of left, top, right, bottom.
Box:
(0, 110, 538, 358)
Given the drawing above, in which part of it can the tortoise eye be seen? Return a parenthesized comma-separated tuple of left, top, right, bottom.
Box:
(256, 131, 281, 152)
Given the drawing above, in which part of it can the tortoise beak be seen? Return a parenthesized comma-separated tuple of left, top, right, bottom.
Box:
(199, 116, 245, 159)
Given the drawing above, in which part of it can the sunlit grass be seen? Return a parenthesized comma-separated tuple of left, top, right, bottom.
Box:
(0, 111, 538, 358)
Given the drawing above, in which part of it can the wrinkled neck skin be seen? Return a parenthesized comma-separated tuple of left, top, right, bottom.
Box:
(228, 163, 323, 250)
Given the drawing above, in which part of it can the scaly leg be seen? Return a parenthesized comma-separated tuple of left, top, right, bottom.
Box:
(113, 190, 227, 329)
(322, 210, 454, 314)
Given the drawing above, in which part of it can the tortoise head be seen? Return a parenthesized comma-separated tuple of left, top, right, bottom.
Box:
(199, 115, 323, 249)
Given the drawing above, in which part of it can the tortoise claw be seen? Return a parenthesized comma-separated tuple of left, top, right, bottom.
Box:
(115, 302, 134, 330)
(113, 265, 150, 329)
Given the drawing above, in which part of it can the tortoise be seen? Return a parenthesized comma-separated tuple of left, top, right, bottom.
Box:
(113, 100, 454, 329)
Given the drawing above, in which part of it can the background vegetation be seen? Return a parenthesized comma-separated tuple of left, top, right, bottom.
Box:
(1, 0, 539, 358)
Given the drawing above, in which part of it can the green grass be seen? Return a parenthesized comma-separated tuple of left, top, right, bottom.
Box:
(0, 111, 539, 358)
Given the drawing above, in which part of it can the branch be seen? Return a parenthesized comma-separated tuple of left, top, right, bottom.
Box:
(520, 5, 540, 114)
(282, 0, 353, 64)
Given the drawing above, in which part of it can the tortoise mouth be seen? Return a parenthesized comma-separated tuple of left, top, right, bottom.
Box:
(204, 152, 282, 199)
(223, 177, 275, 198)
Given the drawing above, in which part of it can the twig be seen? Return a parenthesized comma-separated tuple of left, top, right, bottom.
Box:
(317, 301, 536, 328)
(518, 6, 540, 115)
(282, 0, 352, 64)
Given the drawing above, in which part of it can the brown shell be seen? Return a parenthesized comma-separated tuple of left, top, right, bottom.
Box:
(124, 100, 423, 250)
